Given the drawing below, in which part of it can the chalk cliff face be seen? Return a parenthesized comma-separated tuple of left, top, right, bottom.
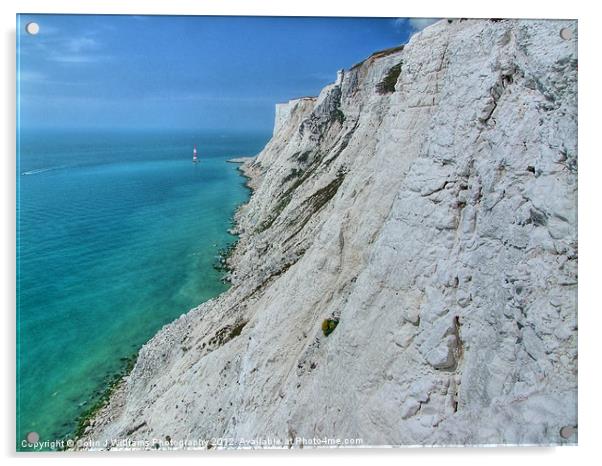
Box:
(83, 19, 577, 448)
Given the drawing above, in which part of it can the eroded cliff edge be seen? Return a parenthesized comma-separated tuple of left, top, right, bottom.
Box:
(82, 19, 577, 447)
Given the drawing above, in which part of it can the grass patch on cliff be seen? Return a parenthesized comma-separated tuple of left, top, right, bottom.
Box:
(213, 241, 238, 275)
(291, 151, 312, 164)
(282, 168, 303, 184)
(255, 139, 347, 237)
(208, 321, 248, 348)
(322, 122, 358, 170)
(305, 169, 346, 213)
(298, 151, 311, 164)
(331, 109, 346, 125)
(321, 318, 339, 337)
(376, 62, 403, 95)
(282, 169, 346, 244)
(256, 194, 293, 233)
(255, 151, 327, 234)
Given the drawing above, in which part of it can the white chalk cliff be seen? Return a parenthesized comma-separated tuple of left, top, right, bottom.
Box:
(82, 19, 577, 448)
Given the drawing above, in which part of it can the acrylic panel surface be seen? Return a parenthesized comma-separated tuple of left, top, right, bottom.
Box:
(17, 15, 577, 451)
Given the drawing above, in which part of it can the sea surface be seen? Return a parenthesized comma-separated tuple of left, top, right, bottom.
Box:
(16, 129, 269, 450)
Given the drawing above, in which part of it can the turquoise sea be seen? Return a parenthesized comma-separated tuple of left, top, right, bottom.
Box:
(16, 129, 268, 450)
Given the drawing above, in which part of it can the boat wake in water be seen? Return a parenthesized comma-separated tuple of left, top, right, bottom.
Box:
(21, 165, 71, 176)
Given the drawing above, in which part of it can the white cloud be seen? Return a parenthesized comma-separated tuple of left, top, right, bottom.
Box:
(394, 18, 441, 32)
(143, 91, 275, 104)
(20, 28, 107, 65)
(47, 53, 110, 64)
(19, 71, 46, 82)
(66, 37, 99, 53)
(46, 36, 104, 62)
(408, 18, 440, 31)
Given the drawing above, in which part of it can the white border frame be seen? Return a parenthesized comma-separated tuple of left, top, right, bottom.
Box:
(2, 1, 597, 464)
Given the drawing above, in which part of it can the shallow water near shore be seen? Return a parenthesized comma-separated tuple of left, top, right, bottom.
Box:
(16, 129, 268, 450)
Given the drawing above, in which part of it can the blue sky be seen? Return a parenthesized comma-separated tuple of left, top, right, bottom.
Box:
(17, 15, 437, 132)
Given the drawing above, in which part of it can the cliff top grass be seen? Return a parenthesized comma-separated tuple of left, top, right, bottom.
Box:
(376, 62, 403, 95)
(369, 44, 405, 60)
(350, 44, 405, 69)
